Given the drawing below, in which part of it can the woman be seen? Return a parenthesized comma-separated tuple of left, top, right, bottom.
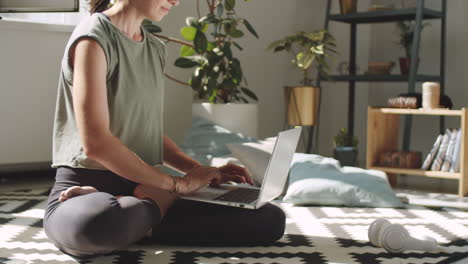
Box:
(43, 0, 286, 258)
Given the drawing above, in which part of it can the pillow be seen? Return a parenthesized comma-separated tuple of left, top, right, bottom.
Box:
(283, 153, 404, 208)
(226, 136, 277, 185)
(209, 154, 244, 168)
(180, 115, 258, 165)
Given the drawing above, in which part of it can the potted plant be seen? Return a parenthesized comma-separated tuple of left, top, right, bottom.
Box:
(143, 0, 260, 137)
(267, 30, 336, 127)
(171, 0, 260, 137)
(396, 20, 429, 75)
(333, 128, 358, 166)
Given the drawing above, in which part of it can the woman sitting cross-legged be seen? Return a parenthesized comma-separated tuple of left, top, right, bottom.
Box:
(43, 0, 285, 258)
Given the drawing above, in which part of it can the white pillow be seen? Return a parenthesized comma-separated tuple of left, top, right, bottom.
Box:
(209, 154, 244, 167)
(226, 136, 277, 186)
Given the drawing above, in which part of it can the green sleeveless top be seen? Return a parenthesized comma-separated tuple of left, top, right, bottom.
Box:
(52, 13, 166, 170)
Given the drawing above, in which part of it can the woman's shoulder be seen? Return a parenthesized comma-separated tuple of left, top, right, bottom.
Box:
(71, 13, 113, 40)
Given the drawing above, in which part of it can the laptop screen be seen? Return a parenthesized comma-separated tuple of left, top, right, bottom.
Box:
(256, 127, 301, 208)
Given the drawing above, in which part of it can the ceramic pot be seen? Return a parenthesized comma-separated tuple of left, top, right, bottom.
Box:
(399, 57, 410, 75)
(339, 0, 358, 14)
(284, 86, 320, 126)
(333, 146, 358, 167)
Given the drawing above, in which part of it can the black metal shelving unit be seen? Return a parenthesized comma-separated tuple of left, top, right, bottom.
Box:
(320, 0, 447, 152)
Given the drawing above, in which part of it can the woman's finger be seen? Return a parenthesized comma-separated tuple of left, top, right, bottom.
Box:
(221, 174, 246, 184)
(224, 163, 254, 185)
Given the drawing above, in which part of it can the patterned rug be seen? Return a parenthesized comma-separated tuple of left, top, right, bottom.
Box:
(1, 188, 468, 264)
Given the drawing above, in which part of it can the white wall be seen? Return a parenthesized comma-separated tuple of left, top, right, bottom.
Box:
(0, 22, 71, 164)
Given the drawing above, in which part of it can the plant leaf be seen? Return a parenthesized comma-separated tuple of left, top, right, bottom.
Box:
(229, 58, 242, 81)
(241, 87, 258, 101)
(229, 29, 244, 38)
(243, 19, 258, 39)
(186, 17, 199, 28)
(174, 57, 199, 68)
(274, 46, 285, 52)
(180, 45, 196, 57)
(142, 23, 162, 34)
(223, 42, 233, 60)
(180, 26, 197, 41)
(225, 0, 236, 11)
(207, 42, 216, 52)
(266, 39, 285, 51)
(310, 44, 324, 54)
(199, 14, 218, 24)
(296, 52, 314, 70)
(190, 73, 203, 91)
(232, 41, 243, 51)
(194, 30, 208, 52)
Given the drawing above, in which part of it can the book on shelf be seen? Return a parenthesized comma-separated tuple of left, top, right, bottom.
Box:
(430, 129, 452, 171)
(421, 134, 443, 170)
(441, 128, 459, 172)
(449, 128, 462, 173)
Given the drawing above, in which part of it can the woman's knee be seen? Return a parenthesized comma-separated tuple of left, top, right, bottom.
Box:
(254, 203, 286, 244)
(45, 192, 129, 256)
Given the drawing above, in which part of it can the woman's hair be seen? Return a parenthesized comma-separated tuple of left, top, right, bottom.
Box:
(88, 0, 111, 13)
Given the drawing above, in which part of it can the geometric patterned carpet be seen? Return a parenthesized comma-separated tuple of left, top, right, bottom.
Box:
(1, 188, 468, 264)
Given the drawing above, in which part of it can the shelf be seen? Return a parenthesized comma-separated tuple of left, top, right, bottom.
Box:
(329, 8, 443, 24)
(327, 74, 441, 82)
(369, 166, 460, 180)
(371, 108, 463, 116)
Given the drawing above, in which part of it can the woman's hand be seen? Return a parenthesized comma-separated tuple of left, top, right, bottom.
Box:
(211, 163, 254, 186)
(177, 166, 220, 195)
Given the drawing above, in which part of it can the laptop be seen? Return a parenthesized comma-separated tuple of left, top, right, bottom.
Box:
(181, 127, 302, 209)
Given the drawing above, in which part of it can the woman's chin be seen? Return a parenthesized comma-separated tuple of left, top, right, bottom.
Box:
(147, 13, 165, 22)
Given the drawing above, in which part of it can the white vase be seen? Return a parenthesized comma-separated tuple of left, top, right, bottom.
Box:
(192, 103, 259, 138)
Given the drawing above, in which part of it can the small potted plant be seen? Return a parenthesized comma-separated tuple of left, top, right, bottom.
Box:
(267, 30, 336, 127)
(396, 20, 430, 74)
(333, 128, 358, 166)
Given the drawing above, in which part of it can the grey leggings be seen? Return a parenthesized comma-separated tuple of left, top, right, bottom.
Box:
(43, 167, 286, 258)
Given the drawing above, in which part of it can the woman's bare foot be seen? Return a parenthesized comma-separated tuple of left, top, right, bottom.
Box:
(59, 186, 98, 202)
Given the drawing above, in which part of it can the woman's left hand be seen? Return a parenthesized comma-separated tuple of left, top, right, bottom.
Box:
(211, 163, 254, 186)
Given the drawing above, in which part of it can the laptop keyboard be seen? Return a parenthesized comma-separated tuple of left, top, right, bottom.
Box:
(215, 188, 260, 204)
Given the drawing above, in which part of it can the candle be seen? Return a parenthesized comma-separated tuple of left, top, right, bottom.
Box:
(422, 82, 440, 109)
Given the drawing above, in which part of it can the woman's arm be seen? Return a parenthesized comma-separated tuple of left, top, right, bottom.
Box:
(163, 135, 201, 174)
(71, 38, 174, 191)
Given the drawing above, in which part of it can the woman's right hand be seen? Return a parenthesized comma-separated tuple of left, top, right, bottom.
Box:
(177, 166, 220, 195)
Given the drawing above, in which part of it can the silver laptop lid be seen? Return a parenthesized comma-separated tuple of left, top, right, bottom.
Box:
(256, 127, 301, 208)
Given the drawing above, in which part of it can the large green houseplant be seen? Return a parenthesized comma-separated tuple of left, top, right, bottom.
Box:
(267, 29, 336, 152)
(144, 0, 261, 137)
(173, 0, 259, 104)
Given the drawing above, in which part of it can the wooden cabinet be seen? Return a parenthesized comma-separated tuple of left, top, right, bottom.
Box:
(366, 107, 468, 197)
